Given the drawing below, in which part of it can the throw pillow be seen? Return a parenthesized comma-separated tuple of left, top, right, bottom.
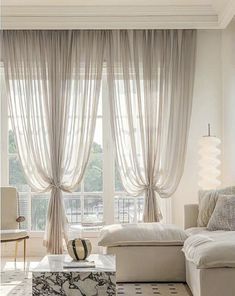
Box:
(197, 186, 235, 227)
(207, 194, 235, 231)
(197, 190, 219, 227)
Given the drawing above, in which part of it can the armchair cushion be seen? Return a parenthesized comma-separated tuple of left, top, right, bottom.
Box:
(1, 187, 18, 230)
(1, 229, 28, 241)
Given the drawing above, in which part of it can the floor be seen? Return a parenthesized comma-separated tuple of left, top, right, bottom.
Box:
(1, 258, 192, 296)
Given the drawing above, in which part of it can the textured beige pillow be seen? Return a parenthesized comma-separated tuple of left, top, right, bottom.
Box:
(197, 190, 219, 227)
(197, 186, 235, 227)
(207, 195, 235, 231)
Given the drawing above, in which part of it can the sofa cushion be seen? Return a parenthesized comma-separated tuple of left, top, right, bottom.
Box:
(207, 195, 235, 231)
(182, 231, 235, 268)
(185, 227, 210, 236)
(1, 229, 28, 241)
(185, 227, 227, 237)
(197, 186, 235, 227)
(98, 223, 188, 247)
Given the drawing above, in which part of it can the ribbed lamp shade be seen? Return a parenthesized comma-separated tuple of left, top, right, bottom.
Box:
(198, 135, 221, 190)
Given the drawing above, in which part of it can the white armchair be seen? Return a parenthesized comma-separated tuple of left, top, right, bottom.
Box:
(1, 187, 29, 264)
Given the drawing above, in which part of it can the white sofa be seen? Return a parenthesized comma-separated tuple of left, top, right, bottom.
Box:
(98, 223, 187, 282)
(98, 204, 235, 295)
(184, 204, 235, 296)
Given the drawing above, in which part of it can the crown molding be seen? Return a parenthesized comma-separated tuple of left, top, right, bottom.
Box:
(2, 5, 216, 17)
(1, 3, 233, 29)
(218, 0, 235, 28)
(2, 16, 219, 30)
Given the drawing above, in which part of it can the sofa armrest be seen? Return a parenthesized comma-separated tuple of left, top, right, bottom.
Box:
(184, 204, 199, 230)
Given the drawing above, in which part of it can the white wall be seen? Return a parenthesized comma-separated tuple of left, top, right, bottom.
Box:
(172, 29, 223, 227)
(172, 22, 235, 228)
(222, 20, 235, 185)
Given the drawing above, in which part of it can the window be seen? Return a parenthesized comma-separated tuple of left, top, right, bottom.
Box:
(1, 80, 171, 232)
(64, 99, 103, 226)
(7, 98, 104, 230)
(114, 163, 144, 223)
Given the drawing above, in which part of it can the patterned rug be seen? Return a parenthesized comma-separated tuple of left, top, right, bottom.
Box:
(0, 270, 191, 296)
(117, 283, 191, 295)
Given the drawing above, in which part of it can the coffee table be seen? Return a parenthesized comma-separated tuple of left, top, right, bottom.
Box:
(32, 254, 116, 296)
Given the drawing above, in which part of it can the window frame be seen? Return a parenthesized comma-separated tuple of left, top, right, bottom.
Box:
(1, 78, 120, 233)
(1, 76, 171, 236)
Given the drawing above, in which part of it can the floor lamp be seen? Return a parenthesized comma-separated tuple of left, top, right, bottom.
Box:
(198, 124, 221, 190)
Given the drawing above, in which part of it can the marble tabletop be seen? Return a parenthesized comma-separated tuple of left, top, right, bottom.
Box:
(32, 254, 116, 273)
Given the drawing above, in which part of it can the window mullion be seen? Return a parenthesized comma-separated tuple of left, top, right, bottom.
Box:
(134, 197, 137, 223)
(81, 181, 84, 224)
(29, 190, 32, 231)
(102, 79, 115, 225)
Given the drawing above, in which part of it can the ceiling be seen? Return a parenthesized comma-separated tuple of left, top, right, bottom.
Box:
(2, 0, 235, 29)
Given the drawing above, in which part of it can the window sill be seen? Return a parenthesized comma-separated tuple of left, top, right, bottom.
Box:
(27, 231, 44, 238)
(27, 229, 101, 238)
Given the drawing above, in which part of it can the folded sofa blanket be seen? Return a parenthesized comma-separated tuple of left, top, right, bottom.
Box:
(182, 231, 235, 268)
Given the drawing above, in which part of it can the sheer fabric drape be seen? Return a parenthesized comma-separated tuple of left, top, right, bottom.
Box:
(3, 30, 105, 253)
(106, 30, 197, 222)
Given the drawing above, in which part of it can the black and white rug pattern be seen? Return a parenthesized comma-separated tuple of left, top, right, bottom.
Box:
(1, 270, 191, 296)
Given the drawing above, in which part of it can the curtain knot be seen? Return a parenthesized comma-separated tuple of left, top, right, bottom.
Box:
(145, 184, 156, 191)
(50, 182, 62, 190)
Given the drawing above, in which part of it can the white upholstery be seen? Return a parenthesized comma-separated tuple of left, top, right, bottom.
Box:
(185, 202, 235, 296)
(1, 187, 18, 230)
(1, 187, 28, 264)
(185, 227, 222, 236)
(100, 223, 187, 282)
(1, 229, 28, 241)
(183, 231, 235, 268)
(107, 245, 186, 282)
(184, 204, 199, 230)
(98, 223, 188, 247)
(1, 187, 29, 246)
(186, 260, 235, 296)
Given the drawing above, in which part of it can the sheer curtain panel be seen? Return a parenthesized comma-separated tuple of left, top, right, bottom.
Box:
(3, 30, 105, 253)
(107, 30, 197, 222)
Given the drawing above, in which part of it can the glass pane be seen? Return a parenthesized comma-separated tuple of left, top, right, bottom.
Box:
(83, 195, 103, 224)
(97, 93, 102, 117)
(19, 193, 29, 230)
(136, 196, 144, 222)
(92, 118, 103, 152)
(11, 183, 31, 193)
(115, 162, 124, 191)
(64, 195, 81, 224)
(8, 129, 17, 153)
(74, 185, 81, 193)
(115, 196, 135, 223)
(31, 195, 49, 231)
(84, 153, 103, 192)
(9, 155, 27, 186)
